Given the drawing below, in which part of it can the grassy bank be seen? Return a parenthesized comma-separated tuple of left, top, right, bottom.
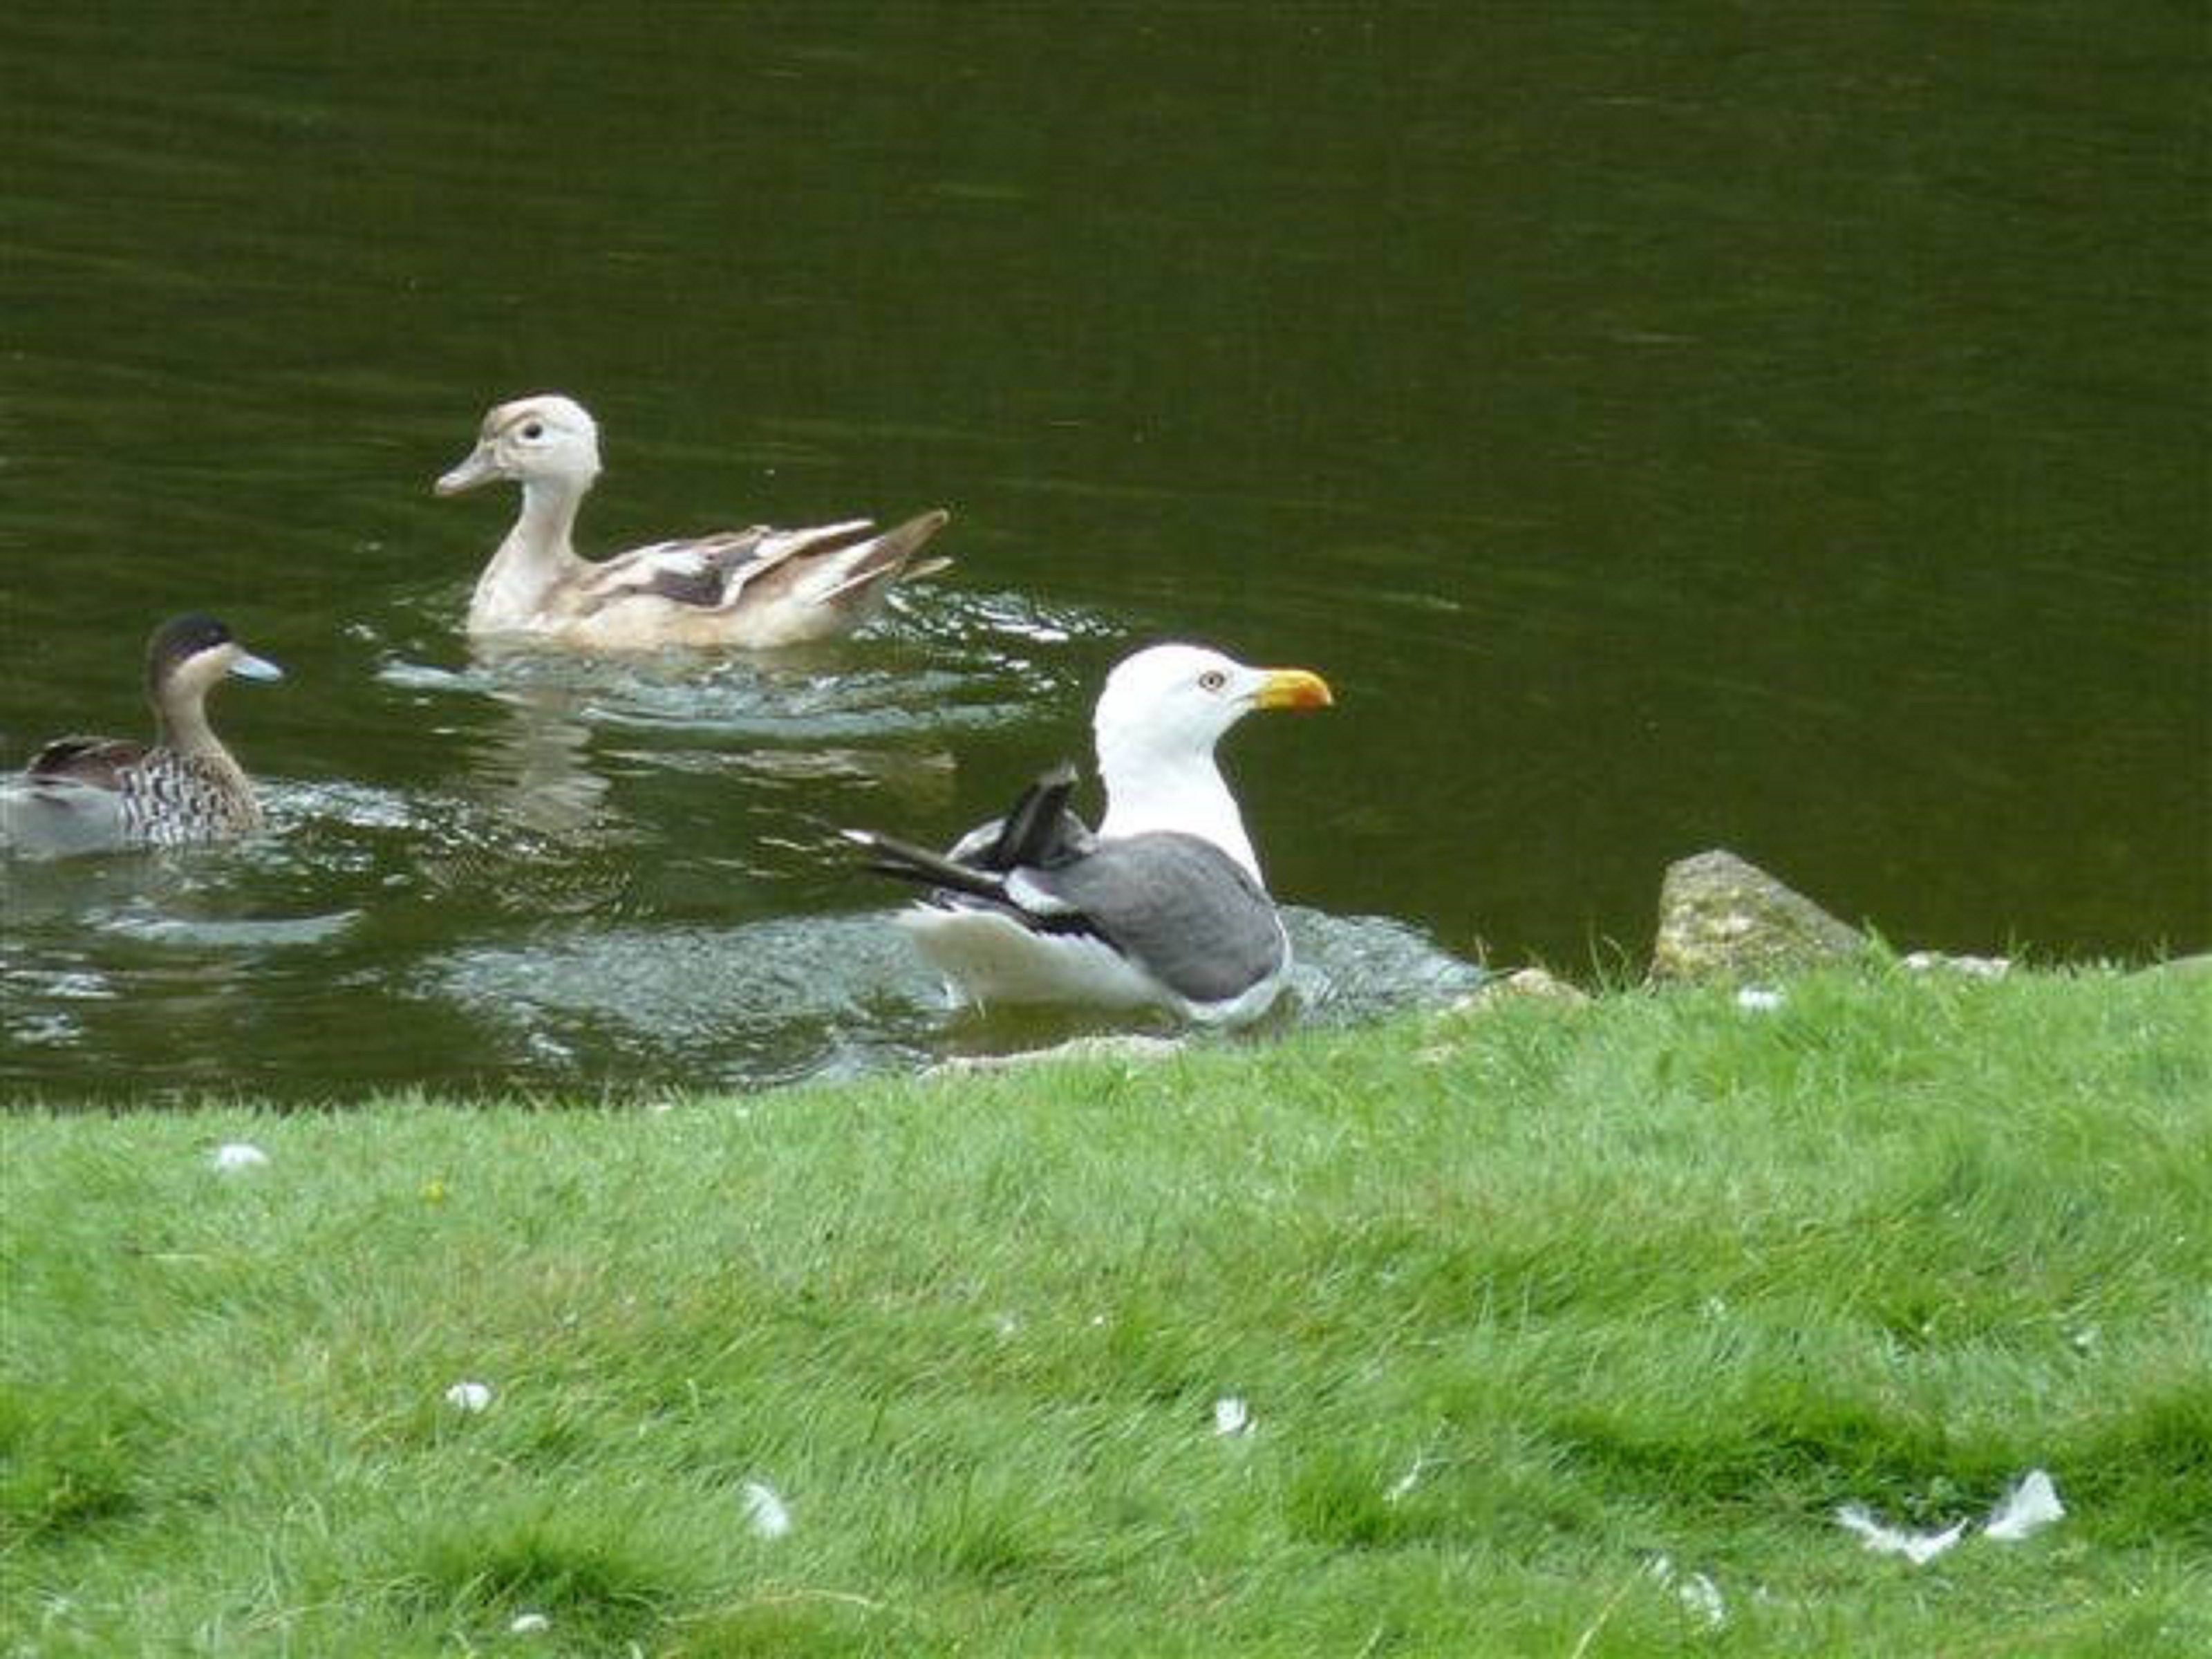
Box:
(3, 964, 2206, 1655)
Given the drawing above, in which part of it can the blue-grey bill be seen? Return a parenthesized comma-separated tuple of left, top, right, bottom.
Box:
(434, 449, 497, 495)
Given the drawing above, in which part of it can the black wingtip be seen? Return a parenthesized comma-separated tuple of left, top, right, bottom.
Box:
(986, 760, 1087, 870)
(847, 826, 1010, 903)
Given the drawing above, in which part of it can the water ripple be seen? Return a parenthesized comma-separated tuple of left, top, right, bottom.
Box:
(424, 903, 1479, 1091)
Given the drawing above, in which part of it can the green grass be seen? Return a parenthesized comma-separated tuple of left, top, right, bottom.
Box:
(3, 963, 2207, 1655)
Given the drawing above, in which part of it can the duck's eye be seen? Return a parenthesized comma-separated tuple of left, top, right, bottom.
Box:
(521, 422, 545, 440)
(1198, 669, 1228, 692)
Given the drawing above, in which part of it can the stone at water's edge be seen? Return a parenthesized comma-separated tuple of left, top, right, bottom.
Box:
(1417, 967, 1591, 1060)
(1903, 949, 2012, 980)
(1441, 966, 1591, 1015)
(1650, 849, 1868, 982)
(928, 1034, 1185, 1076)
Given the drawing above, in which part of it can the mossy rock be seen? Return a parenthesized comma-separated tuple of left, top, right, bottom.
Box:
(1650, 848, 1868, 982)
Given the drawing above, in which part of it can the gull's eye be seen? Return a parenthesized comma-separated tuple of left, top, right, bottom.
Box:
(1198, 669, 1228, 692)
(521, 421, 545, 440)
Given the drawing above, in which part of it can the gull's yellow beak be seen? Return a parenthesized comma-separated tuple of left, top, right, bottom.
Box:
(1252, 667, 1334, 711)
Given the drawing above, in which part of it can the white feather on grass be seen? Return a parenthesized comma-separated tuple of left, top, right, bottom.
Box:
(1984, 1468, 2064, 1541)
(1645, 1555, 1726, 1627)
(1837, 1467, 2065, 1564)
(1384, 1454, 1430, 1504)
(1835, 1504, 1967, 1564)
(742, 1479, 792, 1539)
(443, 1380, 494, 1413)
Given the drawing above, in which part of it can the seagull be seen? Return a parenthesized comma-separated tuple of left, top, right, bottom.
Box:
(849, 643, 1333, 1025)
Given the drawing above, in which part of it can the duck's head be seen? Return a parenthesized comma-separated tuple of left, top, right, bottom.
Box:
(1094, 643, 1333, 765)
(435, 393, 602, 497)
(145, 613, 283, 706)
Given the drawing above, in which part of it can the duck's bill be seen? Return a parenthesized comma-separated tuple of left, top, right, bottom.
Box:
(229, 652, 284, 682)
(1251, 667, 1333, 711)
(434, 447, 498, 496)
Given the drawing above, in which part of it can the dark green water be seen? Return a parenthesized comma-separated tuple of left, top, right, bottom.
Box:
(3, 5, 2206, 1100)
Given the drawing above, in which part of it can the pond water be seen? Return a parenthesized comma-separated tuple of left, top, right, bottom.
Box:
(3, 6, 2204, 1101)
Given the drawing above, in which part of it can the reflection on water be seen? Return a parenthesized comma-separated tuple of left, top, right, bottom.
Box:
(464, 682, 614, 838)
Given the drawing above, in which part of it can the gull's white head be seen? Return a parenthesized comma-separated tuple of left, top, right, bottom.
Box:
(435, 393, 603, 497)
(1094, 644, 1332, 762)
(1092, 643, 1332, 877)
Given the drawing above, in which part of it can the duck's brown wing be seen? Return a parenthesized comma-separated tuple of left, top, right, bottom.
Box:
(25, 736, 146, 788)
(579, 516, 946, 619)
(583, 529, 781, 610)
(710, 512, 950, 613)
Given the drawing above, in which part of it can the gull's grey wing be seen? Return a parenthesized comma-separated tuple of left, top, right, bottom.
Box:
(1015, 832, 1284, 1004)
